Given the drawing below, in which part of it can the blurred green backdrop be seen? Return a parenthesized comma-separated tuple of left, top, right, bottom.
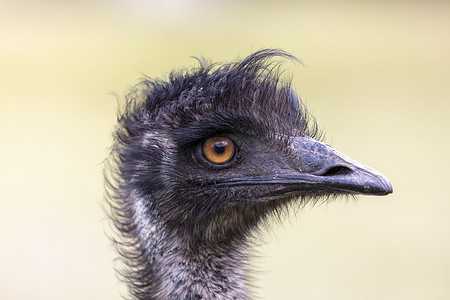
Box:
(1, 1, 449, 299)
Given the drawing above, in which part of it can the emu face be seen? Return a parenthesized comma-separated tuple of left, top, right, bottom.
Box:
(108, 49, 392, 299)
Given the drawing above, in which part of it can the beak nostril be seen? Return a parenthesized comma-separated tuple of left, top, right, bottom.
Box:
(321, 165, 352, 176)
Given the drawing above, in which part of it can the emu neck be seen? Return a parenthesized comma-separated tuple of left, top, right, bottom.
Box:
(134, 204, 254, 300)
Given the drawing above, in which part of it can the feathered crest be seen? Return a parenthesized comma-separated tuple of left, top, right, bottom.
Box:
(116, 49, 322, 142)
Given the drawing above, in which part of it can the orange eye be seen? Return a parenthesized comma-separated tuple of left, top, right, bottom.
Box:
(202, 137, 235, 165)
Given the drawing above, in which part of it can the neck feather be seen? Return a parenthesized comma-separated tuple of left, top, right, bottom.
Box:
(115, 196, 267, 300)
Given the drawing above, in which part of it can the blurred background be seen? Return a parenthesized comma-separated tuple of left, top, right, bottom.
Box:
(1, 0, 449, 299)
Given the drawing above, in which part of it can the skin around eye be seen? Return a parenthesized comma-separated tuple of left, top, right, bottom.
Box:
(203, 137, 235, 165)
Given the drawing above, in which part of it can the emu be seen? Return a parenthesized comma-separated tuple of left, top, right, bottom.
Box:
(106, 49, 392, 300)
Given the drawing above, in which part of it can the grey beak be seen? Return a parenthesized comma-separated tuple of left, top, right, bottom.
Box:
(287, 137, 393, 196)
(211, 137, 392, 198)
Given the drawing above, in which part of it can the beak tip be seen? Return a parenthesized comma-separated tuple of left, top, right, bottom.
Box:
(368, 173, 393, 196)
(382, 180, 393, 195)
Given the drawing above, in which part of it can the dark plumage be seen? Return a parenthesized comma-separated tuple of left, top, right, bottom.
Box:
(105, 49, 392, 300)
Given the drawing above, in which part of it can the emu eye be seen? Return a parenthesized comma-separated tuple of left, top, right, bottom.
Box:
(202, 137, 235, 165)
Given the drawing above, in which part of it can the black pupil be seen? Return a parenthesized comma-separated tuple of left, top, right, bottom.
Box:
(214, 141, 227, 154)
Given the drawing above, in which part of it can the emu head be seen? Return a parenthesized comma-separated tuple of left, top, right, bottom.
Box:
(110, 49, 392, 257)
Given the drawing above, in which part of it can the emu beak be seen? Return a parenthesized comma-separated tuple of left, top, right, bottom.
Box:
(285, 137, 393, 196)
(212, 137, 392, 198)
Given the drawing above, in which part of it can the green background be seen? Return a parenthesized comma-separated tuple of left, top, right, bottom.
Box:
(1, 1, 449, 299)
